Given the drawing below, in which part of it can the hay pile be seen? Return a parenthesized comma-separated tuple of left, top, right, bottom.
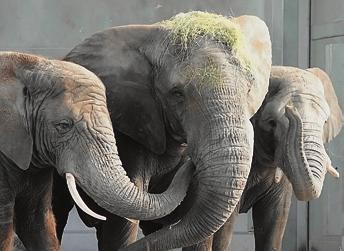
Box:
(160, 11, 251, 71)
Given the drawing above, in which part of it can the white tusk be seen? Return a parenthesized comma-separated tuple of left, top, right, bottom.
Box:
(125, 217, 139, 224)
(274, 167, 283, 183)
(327, 163, 340, 178)
(65, 173, 107, 221)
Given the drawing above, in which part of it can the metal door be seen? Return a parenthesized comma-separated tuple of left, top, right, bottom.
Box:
(309, 0, 344, 250)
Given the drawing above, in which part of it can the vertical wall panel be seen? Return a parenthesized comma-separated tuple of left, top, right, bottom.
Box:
(309, 38, 344, 251)
(309, 1, 344, 250)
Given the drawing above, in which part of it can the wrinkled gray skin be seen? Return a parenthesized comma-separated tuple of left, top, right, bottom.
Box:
(183, 66, 344, 251)
(52, 15, 271, 251)
(0, 52, 191, 251)
(13, 234, 26, 251)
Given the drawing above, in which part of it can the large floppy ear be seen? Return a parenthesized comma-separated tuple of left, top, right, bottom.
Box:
(307, 67, 344, 143)
(233, 15, 272, 117)
(0, 56, 33, 170)
(64, 25, 166, 154)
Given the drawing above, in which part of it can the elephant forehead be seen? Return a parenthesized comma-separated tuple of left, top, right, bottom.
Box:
(160, 12, 241, 47)
(159, 11, 251, 71)
(292, 95, 330, 119)
(271, 86, 330, 118)
(297, 73, 324, 95)
(77, 105, 112, 126)
(47, 89, 108, 120)
(53, 59, 105, 87)
(272, 66, 326, 96)
(183, 55, 226, 86)
(58, 79, 106, 104)
(184, 55, 250, 90)
(61, 76, 105, 94)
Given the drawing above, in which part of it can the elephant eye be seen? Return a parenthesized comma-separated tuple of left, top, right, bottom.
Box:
(55, 119, 74, 134)
(170, 88, 185, 100)
(268, 119, 276, 128)
(260, 117, 276, 132)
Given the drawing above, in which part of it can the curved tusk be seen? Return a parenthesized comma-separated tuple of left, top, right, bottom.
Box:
(274, 167, 283, 183)
(65, 173, 107, 221)
(125, 217, 139, 224)
(327, 163, 340, 178)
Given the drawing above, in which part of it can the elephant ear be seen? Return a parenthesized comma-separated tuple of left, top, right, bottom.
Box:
(307, 67, 344, 143)
(233, 15, 272, 116)
(0, 59, 33, 170)
(64, 25, 166, 154)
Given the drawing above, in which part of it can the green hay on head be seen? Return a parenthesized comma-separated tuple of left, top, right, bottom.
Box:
(160, 11, 251, 70)
(185, 57, 224, 86)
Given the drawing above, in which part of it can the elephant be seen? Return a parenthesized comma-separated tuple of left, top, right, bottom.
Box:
(0, 51, 192, 251)
(52, 11, 272, 251)
(179, 66, 343, 251)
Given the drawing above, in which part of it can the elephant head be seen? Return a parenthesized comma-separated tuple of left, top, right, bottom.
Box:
(0, 52, 192, 222)
(64, 12, 272, 250)
(254, 66, 343, 201)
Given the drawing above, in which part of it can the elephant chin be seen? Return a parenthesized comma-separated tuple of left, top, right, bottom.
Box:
(65, 173, 106, 221)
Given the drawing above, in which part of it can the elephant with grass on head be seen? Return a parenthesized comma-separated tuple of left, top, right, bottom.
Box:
(52, 11, 272, 251)
(0, 52, 192, 251)
(186, 66, 343, 251)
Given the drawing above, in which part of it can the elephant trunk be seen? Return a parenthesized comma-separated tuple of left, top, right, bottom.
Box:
(121, 96, 254, 250)
(284, 106, 328, 201)
(63, 134, 193, 221)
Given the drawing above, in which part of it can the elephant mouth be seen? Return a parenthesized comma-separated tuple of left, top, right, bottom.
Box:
(65, 173, 107, 221)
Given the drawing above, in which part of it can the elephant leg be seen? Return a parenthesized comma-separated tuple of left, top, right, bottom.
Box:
(0, 193, 15, 251)
(13, 233, 26, 251)
(52, 170, 74, 242)
(212, 211, 238, 251)
(15, 170, 59, 251)
(252, 179, 292, 251)
(0, 223, 14, 251)
(15, 204, 58, 251)
(183, 236, 213, 251)
(0, 170, 15, 251)
(96, 216, 139, 251)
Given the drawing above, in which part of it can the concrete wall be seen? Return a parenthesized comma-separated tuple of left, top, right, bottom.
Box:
(0, 0, 283, 61)
(308, 0, 344, 250)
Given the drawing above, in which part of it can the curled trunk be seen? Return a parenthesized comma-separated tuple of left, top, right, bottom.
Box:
(283, 106, 328, 200)
(63, 137, 193, 221)
(121, 105, 254, 250)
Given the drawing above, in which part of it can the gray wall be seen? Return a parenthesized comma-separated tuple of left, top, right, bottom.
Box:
(0, 0, 283, 61)
(308, 0, 344, 250)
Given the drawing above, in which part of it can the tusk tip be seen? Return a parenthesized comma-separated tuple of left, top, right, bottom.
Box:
(65, 172, 107, 221)
(126, 217, 139, 224)
(274, 167, 283, 183)
(326, 164, 340, 179)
